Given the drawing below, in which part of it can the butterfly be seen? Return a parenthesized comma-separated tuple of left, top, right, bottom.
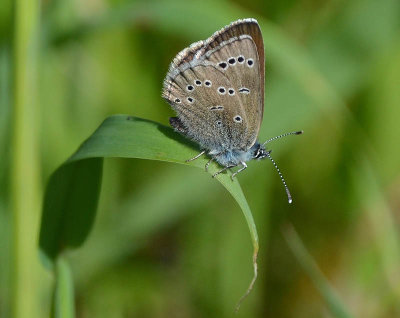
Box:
(162, 18, 302, 203)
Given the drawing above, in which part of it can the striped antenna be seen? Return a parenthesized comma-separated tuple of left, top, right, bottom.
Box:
(262, 130, 303, 146)
(266, 151, 293, 204)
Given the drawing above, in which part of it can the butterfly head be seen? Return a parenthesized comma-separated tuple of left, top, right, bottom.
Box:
(253, 144, 270, 160)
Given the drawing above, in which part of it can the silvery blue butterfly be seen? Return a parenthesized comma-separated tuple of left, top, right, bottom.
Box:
(163, 18, 302, 203)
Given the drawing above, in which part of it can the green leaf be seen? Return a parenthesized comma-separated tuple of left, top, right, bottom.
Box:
(39, 158, 103, 260)
(39, 115, 259, 303)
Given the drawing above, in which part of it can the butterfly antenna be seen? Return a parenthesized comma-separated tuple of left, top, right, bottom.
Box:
(266, 151, 293, 204)
(262, 130, 303, 146)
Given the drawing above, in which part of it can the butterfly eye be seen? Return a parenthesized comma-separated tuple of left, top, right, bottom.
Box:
(237, 55, 245, 63)
(218, 87, 226, 95)
(194, 80, 202, 86)
(246, 59, 254, 67)
(204, 80, 212, 87)
(186, 85, 194, 91)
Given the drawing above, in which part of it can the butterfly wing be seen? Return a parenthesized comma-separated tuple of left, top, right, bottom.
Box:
(163, 18, 264, 153)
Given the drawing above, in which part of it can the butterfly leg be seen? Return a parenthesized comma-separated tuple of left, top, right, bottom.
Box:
(185, 150, 206, 163)
(231, 162, 247, 179)
(212, 165, 236, 178)
(205, 158, 214, 172)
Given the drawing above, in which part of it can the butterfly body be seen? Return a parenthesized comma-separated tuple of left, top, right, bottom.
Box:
(169, 115, 268, 168)
(210, 142, 268, 167)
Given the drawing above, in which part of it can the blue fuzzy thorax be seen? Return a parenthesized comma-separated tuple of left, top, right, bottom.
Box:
(210, 142, 266, 167)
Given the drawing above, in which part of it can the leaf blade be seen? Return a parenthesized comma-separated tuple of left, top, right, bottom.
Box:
(39, 116, 259, 276)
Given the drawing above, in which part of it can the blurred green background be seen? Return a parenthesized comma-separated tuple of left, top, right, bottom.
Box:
(1, 0, 400, 317)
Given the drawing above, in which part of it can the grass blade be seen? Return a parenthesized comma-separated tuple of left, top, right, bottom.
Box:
(39, 115, 259, 307)
(12, 0, 41, 316)
(52, 258, 75, 318)
(39, 158, 103, 260)
(282, 224, 354, 318)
